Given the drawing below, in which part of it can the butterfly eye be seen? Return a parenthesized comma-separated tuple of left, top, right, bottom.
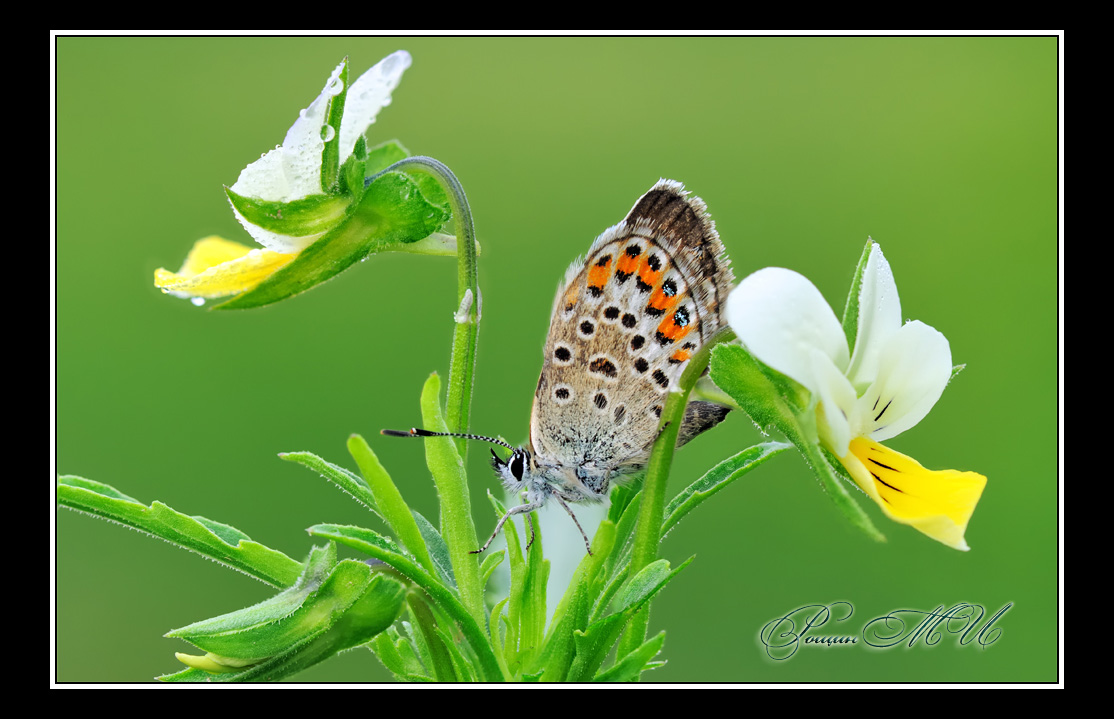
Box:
(510, 452, 526, 481)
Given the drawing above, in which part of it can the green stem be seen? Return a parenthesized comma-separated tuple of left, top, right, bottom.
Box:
(385, 156, 480, 459)
(616, 328, 736, 666)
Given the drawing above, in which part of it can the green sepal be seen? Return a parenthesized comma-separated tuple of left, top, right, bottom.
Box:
(594, 631, 666, 682)
(841, 238, 876, 352)
(709, 344, 885, 543)
(162, 546, 407, 682)
(339, 136, 368, 199)
(319, 57, 348, 194)
(279, 450, 382, 519)
(364, 139, 411, 176)
(224, 187, 353, 237)
(661, 442, 792, 539)
(57, 475, 301, 588)
(214, 171, 450, 310)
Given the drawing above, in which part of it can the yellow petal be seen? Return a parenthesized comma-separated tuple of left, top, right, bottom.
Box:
(154, 236, 296, 298)
(174, 652, 244, 674)
(842, 437, 986, 550)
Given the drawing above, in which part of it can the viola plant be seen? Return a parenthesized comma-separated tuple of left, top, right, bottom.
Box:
(57, 52, 984, 683)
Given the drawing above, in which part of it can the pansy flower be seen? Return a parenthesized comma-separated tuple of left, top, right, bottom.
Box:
(724, 242, 986, 549)
(155, 51, 449, 307)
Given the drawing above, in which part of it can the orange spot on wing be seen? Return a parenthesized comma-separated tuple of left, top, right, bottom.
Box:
(656, 311, 693, 344)
(670, 348, 693, 363)
(616, 250, 640, 277)
(587, 256, 613, 292)
(563, 284, 580, 311)
(647, 285, 680, 314)
(637, 257, 663, 289)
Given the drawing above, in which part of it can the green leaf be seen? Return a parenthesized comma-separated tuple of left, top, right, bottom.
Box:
(163, 564, 406, 682)
(57, 475, 302, 588)
(413, 510, 456, 589)
(594, 632, 666, 682)
(166, 544, 339, 658)
(661, 442, 792, 538)
(224, 188, 353, 236)
(279, 450, 382, 519)
(214, 171, 449, 310)
(419, 373, 484, 625)
(307, 523, 504, 682)
(347, 434, 436, 575)
(566, 557, 692, 682)
(339, 136, 367, 199)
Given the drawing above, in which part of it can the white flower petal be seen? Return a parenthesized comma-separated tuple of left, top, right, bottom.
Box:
(854, 320, 952, 441)
(846, 243, 902, 391)
(338, 50, 411, 167)
(810, 348, 857, 457)
(727, 267, 850, 397)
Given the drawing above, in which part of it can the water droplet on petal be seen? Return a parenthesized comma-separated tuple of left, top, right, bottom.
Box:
(326, 76, 345, 96)
(320, 124, 335, 142)
(191, 297, 206, 307)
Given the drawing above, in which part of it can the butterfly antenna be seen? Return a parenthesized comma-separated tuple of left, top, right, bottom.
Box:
(381, 427, 516, 451)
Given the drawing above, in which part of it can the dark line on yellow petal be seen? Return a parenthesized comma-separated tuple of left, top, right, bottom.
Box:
(869, 470, 904, 495)
(874, 399, 893, 422)
(868, 457, 900, 473)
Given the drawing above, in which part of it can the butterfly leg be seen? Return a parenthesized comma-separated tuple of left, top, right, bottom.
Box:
(524, 511, 537, 552)
(471, 500, 544, 554)
(553, 495, 593, 556)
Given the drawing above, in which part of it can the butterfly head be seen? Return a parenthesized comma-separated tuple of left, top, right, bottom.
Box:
(490, 446, 533, 492)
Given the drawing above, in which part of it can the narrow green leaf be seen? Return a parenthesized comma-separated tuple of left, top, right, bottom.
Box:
(419, 373, 484, 626)
(413, 510, 456, 589)
(58, 475, 301, 588)
(340, 137, 367, 199)
(594, 632, 666, 682)
(406, 592, 458, 682)
(347, 434, 436, 575)
(224, 187, 353, 236)
(661, 442, 792, 538)
(279, 450, 382, 519)
(214, 171, 449, 310)
(567, 558, 692, 682)
(479, 550, 505, 594)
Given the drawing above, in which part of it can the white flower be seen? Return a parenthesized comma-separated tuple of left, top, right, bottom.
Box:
(229, 50, 411, 254)
(726, 242, 986, 550)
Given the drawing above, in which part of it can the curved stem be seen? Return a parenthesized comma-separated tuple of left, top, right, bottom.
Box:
(616, 328, 736, 666)
(380, 156, 480, 459)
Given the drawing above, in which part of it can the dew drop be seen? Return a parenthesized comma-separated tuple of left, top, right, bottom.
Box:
(320, 124, 335, 142)
(325, 76, 345, 96)
(190, 297, 206, 307)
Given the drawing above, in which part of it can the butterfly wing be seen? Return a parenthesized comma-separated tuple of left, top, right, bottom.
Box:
(529, 180, 734, 493)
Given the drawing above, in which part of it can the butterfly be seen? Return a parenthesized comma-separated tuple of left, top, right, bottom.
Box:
(386, 180, 734, 554)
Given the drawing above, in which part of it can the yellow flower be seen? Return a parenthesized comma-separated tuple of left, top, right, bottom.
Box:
(726, 242, 986, 550)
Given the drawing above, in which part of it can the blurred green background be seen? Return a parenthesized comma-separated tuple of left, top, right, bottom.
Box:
(55, 36, 1058, 683)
